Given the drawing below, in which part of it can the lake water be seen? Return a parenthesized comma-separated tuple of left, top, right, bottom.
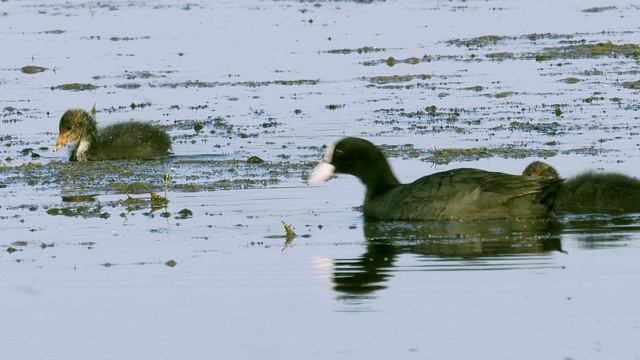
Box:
(2, 1, 640, 359)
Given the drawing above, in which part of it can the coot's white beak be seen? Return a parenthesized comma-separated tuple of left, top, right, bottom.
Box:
(308, 162, 336, 184)
(308, 144, 336, 184)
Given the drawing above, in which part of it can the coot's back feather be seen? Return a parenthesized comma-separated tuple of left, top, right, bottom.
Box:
(83, 121, 172, 161)
(363, 168, 561, 220)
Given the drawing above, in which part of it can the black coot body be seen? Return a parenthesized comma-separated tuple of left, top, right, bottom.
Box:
(55, 108, 172, 162)
(309, 137, 563, 220)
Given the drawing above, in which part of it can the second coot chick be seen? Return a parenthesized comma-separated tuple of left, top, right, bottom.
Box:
(308, 137, 563, 220)
(523, 160, 640, 213)
(54, 108, 172, 161)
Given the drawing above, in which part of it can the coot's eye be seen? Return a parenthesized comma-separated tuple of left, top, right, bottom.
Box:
(66, 126, 73, 131)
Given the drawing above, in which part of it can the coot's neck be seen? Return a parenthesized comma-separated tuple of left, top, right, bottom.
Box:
(361, 161, 401, 200)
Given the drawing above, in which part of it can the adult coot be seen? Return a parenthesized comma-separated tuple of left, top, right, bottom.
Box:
(308, 137, 563, 220)
(54, 108, 172, 161)
(523, 160, 640, 213)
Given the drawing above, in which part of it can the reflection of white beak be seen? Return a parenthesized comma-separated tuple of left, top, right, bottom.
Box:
(312, 255, 334, 280)
(308, 162, 336, 184)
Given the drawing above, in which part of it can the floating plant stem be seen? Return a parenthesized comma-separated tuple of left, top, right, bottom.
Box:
(125, 182, 168, 204)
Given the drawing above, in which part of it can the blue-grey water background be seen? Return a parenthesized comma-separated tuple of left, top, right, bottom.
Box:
(2, 1, 640, 359)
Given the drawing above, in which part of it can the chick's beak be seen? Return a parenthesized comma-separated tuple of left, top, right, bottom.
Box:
(54, 131, 69, 152)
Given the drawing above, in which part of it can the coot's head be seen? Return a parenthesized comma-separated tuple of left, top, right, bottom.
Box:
(55, 108, 96, 151)
(308, 137, 399, 187)
(522, 161, 560, 179)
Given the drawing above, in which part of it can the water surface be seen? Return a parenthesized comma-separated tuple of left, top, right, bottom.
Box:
(2, 1, 640, 359)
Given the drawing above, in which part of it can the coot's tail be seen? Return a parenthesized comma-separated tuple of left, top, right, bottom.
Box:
(538, 178, 565, 213)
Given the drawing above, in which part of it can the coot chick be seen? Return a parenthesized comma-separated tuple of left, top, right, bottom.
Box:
(54, 108, 172, 161)
(308, 137, 563, 220)
(523, 161, 640, 213)
(522, 160, 560, 179)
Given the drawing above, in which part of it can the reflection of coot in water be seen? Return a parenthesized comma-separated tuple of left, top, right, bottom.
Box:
(332, 242, 398, 298)
(309, 137, 562, 220)
(330, 219, 564, 300)
(523, 161, 640, 213)
(54, 108, 172, 161)
(363, 220, 564, 256)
